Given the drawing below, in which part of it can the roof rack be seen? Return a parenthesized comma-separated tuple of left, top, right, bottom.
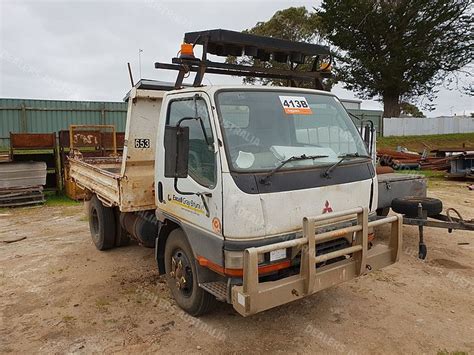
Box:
(154, 29, 331, 90)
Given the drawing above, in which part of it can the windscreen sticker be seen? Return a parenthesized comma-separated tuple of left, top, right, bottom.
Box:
(279, 96, 312, 115)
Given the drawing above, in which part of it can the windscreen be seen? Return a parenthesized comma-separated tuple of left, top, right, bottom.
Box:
(217, 90, 368, 172)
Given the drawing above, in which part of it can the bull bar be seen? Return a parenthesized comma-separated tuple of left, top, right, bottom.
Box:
(231, 207, 403, 316)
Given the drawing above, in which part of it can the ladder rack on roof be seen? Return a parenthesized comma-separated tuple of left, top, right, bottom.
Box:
(154, 29, 332, 90)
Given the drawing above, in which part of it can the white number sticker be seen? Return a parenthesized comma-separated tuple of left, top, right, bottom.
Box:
(279, 96, 312, 115)
(134, 138, 151, 149)
(270, 248, 287, 262)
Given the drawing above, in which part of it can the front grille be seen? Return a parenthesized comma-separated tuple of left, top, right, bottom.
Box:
(316, 237, 350, 267)
(258, 237, 351, 282)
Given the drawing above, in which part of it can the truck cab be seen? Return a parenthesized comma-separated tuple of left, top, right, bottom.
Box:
(70, 29, 402, 317)
(155, 84, 401, 316)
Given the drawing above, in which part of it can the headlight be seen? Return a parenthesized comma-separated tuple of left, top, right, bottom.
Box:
(224, 250, 265, 269)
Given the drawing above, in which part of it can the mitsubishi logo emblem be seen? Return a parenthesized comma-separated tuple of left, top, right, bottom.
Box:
(322, 200, 333, 214)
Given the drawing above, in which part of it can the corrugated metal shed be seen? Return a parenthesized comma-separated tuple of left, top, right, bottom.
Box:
(0, 98, 127, 147)
(0, 97, 383, 148)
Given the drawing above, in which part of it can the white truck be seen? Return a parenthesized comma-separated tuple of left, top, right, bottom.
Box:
(70, 29, 402, 316)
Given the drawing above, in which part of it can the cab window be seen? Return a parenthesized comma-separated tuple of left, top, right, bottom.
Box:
(167, 98, 216, 188)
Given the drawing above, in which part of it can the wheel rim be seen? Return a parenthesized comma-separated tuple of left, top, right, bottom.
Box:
(169, 248, 194, 297)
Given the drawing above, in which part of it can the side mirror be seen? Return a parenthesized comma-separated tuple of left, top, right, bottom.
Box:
(360, 120, 375, 156)
(164, 125, 189, 178)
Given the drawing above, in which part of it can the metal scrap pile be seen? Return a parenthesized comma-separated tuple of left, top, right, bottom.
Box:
(0, 161, 47, 207)
(378, 148, 450, 170)
(377, 147, 474, 179)
(447, 153, 474, 180)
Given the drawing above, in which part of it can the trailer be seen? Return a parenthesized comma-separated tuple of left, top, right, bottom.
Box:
(376, 172, 427, 216)
(389, 196, 474, 259)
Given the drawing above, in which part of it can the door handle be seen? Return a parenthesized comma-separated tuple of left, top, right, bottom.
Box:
(158, 181, 164, 202)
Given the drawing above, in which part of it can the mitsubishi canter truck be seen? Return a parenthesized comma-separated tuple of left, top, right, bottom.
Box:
(70, 29, 402, 316)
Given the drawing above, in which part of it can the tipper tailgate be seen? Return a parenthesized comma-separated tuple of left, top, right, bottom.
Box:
(69, 157, 121, 207)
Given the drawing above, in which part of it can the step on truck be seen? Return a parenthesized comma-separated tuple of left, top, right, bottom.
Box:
(70, 29, 402, 316)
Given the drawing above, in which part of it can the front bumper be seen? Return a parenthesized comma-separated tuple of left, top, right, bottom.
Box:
(230, 207, 402, 316)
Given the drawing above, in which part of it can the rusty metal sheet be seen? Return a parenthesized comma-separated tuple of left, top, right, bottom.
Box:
(10, 133, 56, 149)
(102, 132, 125, 149)
(64, 175, 87, 200)
(72, 130, 101, 148)
(59, 129, 103, 148)
(59, 130, 125, 149)
(58, 130, 70, 148)
(62, 161, 88, 201)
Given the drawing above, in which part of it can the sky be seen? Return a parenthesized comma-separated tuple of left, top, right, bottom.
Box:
(0, 0, 472, 117)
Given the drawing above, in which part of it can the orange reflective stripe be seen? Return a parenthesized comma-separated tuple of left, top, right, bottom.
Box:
(197, 256, 291, 277)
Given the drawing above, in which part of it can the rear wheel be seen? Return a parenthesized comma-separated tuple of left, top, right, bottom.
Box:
(164, 228, 214, 316)
(88, 195, 116, 250)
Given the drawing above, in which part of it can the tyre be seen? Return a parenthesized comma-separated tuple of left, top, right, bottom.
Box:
(164, 228, 214, 316)
(391, 196, 443, 217)
(88, 195, 116, 250)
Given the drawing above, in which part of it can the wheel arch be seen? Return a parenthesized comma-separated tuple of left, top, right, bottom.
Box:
(155, 216, 222, 285)
(155, 217, 182, 275)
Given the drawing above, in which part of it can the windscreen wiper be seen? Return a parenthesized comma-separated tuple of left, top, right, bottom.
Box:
(260, 154, 328, 184)
(321, 153, 372, 179)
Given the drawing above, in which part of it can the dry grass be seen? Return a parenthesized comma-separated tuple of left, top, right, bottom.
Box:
(378, 133, 474, 152)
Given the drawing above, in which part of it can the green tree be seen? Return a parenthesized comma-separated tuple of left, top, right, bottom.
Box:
(400, 102, 425, 118)
(228, 7, 328, 88)
(319, 0, 473, 117)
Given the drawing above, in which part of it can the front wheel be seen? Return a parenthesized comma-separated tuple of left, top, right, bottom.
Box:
(164, 228, 214, 316)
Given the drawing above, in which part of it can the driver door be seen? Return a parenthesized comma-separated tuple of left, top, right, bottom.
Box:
(157, 92, 223, 239)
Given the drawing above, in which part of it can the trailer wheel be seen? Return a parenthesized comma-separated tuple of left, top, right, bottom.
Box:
(391, 196, 443, 217)
(88, 195, 116, 250)
(164, 228, 214, 316)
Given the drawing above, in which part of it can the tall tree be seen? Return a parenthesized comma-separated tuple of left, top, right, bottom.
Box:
(319, 0, 473, 117)
(228, 7, 328, 88)
(400, 102, 425, 118)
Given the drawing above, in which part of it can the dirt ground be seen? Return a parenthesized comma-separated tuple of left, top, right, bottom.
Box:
(1, 180, 473, 354)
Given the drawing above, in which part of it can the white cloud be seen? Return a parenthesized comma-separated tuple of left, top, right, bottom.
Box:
(1, 0, 472, 116)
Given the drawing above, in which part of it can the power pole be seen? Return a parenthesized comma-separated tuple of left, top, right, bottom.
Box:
(138, 49, 143, 79)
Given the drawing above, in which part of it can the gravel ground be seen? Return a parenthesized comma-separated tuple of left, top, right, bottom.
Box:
(0, 180, 473, 354)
